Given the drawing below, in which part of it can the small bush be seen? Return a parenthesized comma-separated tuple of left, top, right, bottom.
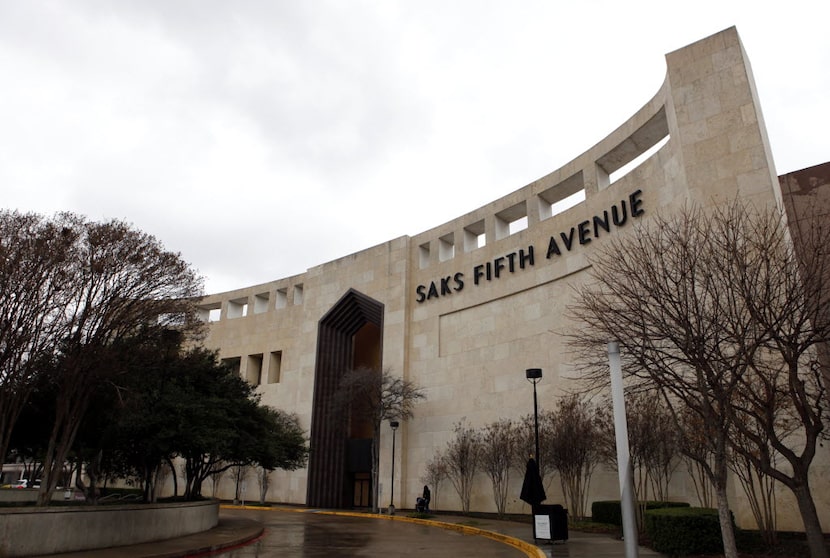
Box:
(591, 500, 689, 526)
(644, 507, 732, 556)
(592, 500, 622, 525)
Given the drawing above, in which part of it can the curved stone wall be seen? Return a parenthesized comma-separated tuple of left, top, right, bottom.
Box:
(0, 500, 218, 557)
(191, 26, 828, 532)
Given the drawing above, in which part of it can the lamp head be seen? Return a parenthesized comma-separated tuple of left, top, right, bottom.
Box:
(390, 420, 400, 430)
(525, 368, 543, 380)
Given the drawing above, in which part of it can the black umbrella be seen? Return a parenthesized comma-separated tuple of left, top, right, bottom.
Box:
(519, 457, 546, 506)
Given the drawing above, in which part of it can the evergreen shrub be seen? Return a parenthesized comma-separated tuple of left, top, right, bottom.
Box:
(591, 500, 622, 525)
(644, 507, 731, 556)
(591, 500, 689, 525)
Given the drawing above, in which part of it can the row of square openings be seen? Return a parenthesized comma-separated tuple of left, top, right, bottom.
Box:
(419, 180, 588, 268)
(419, 115, 669, 268)
(200, 284, 304, 322)
(221, 351, 282, 386)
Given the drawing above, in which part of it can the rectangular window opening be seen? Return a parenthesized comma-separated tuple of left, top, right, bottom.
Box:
(551, 190, 586, 216)
(254, 292, 270, 314)
(608, 135, 670, 184)
(495, 202, 528, 241)
(247, 354, 263, 386)
(276, 288, 288, 309)
(596, 106, 670, 190)
(293, 284, 304, 305)
(221, 356, 241, 378)
(268, 351, 282, 384)
(438, 233, 455, 262)
(419, 242, 431, 269)
(508, 216, 528, 235)
(463, 220, 486, 253)
(197, 302, 222, 323)
(538, 171, 586, 220)
(227, 298, 248, 319)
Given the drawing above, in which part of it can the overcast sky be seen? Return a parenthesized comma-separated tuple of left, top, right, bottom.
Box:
(2, 1, 828, 294)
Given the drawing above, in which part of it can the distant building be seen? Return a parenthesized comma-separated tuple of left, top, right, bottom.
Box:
(196, 27, 828, 531)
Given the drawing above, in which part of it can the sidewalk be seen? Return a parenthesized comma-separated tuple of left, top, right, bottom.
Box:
(418, 512, 666, 557)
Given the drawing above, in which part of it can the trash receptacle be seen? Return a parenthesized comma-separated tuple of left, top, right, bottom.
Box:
(532, 504, 568, 542)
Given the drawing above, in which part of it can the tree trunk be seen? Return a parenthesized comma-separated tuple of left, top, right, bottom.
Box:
(37, 403, 83, 506)
(714, 487, 738, 558)
(84, 450, 102, 504)
(714, 450, 739, 558)
(166, 457, 177, 497)
(371, 436, 380, 513)
(234, 469, 242, 504)
(143, 465, 153, 503)
(183, 459, 194, 500)
(259, 473, 268, 505)
(792, 483, 829, 558)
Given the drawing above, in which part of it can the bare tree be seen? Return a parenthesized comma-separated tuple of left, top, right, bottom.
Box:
(595, 396, 648, 504)
(570, 201, 830, 558)
(678, 409, 715, 508)
(595, 391, 680, 530)
(724, 208, 830, 558)
(479, 418, 518, 517)
(0, 211, 75, 467)
(642, 397, 680, 503)
(623, 392, 680, 503)
(420, 453, 448, 512)
(548, 394, 601, 520)
(335, 366, 425, 513)
(568, 204, 761, 558)
(729, 438, 778, 545)
(443, 421, 482, 514)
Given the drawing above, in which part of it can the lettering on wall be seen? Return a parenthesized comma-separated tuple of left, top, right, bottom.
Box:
(414, 189, 645, 303)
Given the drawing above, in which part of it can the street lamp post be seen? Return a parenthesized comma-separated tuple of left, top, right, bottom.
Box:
(389, 420, 400, 515)
(525, 368, 543, 468)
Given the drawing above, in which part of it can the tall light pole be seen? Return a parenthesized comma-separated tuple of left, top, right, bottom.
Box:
(389, 420, 400, 515)
(525, 368, 543, 468)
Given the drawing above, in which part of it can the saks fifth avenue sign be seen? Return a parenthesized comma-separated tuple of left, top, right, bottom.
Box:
(414, 189, 644, 303)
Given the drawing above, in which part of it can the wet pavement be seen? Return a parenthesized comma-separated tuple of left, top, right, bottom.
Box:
(44, 506, 667, 557)
(214, 508, 528, 557)
(213, 506, 667, 558)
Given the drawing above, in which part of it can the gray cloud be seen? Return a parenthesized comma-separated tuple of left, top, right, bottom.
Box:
(1, 1, 828, 293)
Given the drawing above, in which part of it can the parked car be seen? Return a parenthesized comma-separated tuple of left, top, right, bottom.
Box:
(12, 479, 28, 489)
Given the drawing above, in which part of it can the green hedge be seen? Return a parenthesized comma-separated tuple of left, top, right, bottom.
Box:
(591, 500, 690, 525)
(644, 507, 732, 556)
(592, 500, 623, 525)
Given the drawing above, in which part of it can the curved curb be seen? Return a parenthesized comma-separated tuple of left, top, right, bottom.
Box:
(221, 505, 545, 558)
(183, 517, 265, 558)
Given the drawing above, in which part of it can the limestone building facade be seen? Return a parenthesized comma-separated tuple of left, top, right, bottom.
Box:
(196, 27, 828, 530)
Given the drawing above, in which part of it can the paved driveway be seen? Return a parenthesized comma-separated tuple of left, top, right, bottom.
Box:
(213, 508, 529, 558)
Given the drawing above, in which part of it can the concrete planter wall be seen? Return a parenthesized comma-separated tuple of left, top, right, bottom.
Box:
(0, 499, 219, 557)
(0, 488, 84, 504)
